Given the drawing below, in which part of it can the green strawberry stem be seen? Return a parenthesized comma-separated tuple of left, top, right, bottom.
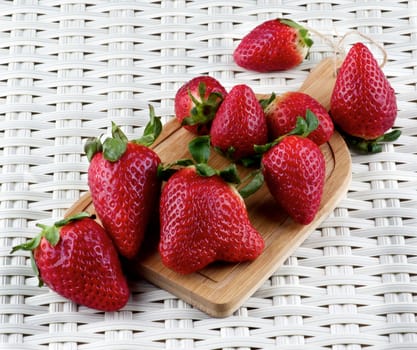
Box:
(181, 82, 224, 127)
(341, 129, 402, 153)
(85, 104, 162, 162)
(10, 212, 92, 286)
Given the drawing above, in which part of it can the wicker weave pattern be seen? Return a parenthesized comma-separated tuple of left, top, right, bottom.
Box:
(1, 1, 416, 349)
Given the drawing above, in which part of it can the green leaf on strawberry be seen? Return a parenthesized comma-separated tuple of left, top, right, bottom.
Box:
(158, 134, 246, 188)
(11, 212, 92, 254)
(238, 170, 264, 198)
(195, 163, 218, 177)
(341, 129, 402, 153)
(84, 137, 102, 163)
(134, 104, 163, 147)
(218, 164, 241, 185)
(188, 135, 211, 164)
(85, 105, 162, 162)
(287, 109, 319, 137)
(103, 126, 127, 162)
(182, 82, 224, 127)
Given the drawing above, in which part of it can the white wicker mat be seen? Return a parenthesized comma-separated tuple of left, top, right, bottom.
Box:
(1, 1, 416, 349)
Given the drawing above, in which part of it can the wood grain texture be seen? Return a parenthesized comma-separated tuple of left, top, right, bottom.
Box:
(66, 57, 351, 317)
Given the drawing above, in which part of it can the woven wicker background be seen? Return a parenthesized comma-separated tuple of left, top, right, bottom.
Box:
(1, 0, 416, 349)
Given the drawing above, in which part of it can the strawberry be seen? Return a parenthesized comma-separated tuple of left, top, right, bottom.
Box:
(233, 18, 313, 72)
(158, 166, 264, 274)
(11, 213, 130, 311)
(85, 106, 162, 259)
(263, 91, 334, 145)
(210, 84, 268, 161)
(261, 135, 325, 224)
(175, 76, 227, 135)
(330, 42, 400, 152)
(255, 114, 325, 225)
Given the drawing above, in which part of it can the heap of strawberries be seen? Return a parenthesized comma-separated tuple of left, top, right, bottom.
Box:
(12, 18, 400, 311)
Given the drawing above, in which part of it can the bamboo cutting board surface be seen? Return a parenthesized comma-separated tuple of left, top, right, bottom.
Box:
(66, 57, 352, 317)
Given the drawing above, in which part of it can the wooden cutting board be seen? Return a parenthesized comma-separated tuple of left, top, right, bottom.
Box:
(66, 57, 351, 317)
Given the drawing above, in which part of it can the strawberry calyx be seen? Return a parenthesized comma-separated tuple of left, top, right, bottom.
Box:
(85, 105, 162, 162)
(279, 18, 313, 49)
(181, 82, 225, 130)
(255, 109, 319, 154)
(158, 135, 240, 184)
(158, 135, 264, 198)
(10, 212, 92, 286)
(341, 129, 402, 153)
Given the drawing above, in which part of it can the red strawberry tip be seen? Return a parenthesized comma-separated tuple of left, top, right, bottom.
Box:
(181, 82, 225, 129)
(341, 129, 401, 153)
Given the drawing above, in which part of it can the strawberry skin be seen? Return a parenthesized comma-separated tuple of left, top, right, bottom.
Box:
(159, 167, 264, 274)
(233, 19, 313, 72)
(12, 215, 130, 311)
(262, 135, 325, 225)
(265, 91, 334, 145)
(330, 42, 397, 140)
(210, 84, 268, 160)
(88, 143, 161, 259)
(175, 76, 227, 135)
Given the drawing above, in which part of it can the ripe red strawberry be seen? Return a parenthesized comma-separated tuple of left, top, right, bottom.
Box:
(330, 42, 399, 148)
(264, 91, 334, 145)
(11, 213, 130, 311)
(159, 166, 264, 274)
(85, 108, 162, 259)
(261, 135, 325, 225)
(175, 76, 227, 135)
(210, 84, 268, 160)
(233, 18, 313, 72)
